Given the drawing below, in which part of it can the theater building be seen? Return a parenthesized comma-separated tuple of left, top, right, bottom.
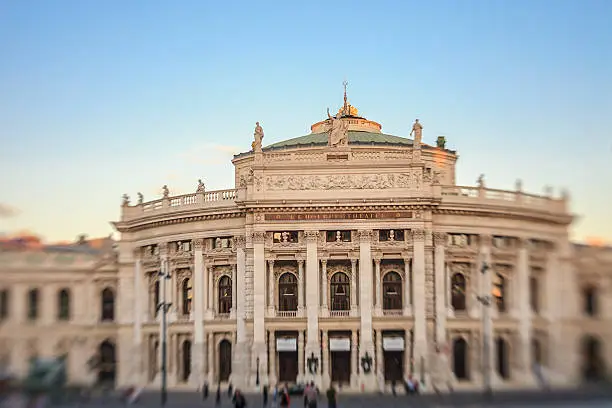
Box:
(0, 95, 611, 391)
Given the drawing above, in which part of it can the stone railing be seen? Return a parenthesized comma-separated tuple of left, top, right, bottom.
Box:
(276, 310, 298, 318)
(382, 309, 404, 316)
(329, 310, 350, 318)
(121, 189, 238, 221)
(440, 185, 567, 214)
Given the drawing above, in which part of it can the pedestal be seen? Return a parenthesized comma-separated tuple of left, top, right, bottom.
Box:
(304, 344, 322, 389)
(190, 342, 204, 388)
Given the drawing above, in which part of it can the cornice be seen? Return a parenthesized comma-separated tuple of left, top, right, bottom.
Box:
(114, 211, 245, 233)
(433, 208, 573, 226)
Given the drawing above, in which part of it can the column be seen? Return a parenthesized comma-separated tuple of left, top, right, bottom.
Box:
(232, 236, 248, 389)
(252, 231, 268, 385)
(350, 259, 358, 312)
(321, 260, 328, 312)
(192, 239, 204, 387)
(376, 330, 384, 379)
(351, 330, 358, 386)
(269, 330, 277, 384)
(411, 230, 427, 381)
(133, 249, 143, 384)
(322, 330, 330, 387)
(403, 258, 412, 315)
(446, 263, 453, 317)
(231, 263, 237, 318)
(304, 231, 321, 386)
(207, 267, 213, 312)
(297, 331, 304, 382)
(207, 332, 214, 383)
(404, 330, 411, 378)
(358, 230, 376, 390)
(297, 259, 305, 315)
(158, 244, 169, 380)
(517, 238, 532, 383)
(433, 232, 447, 346)
(479, 235, 495, 389)
(374, 258, 381, 313)
(268, 260, 275, 314)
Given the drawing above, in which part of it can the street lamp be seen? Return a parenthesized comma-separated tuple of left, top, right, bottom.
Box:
(475, 261, 493, 399)
(256, 356, 260, 387)
(157, 261, 172, 407)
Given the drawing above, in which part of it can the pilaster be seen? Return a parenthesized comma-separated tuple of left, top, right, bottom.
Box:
(479, 234, 496, 387)
(297, 258, 305, 316)
(133, 248, 144, 385)
(411, 229, 428, 381)
(304, 230, 321, 387)
(251, 231, 267, 386)
(358, 229, 376, 390)
(517, 238, 533, 384)
(350, 259, 358, 313)
(192, 238, 204, 387)
(374, 257, 382, 315)
(403, 257, 412, 315)
(433, 232, 447, 347)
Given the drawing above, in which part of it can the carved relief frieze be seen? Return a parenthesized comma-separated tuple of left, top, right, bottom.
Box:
(358, 230, 374, 242)
(175, 267, 192, 282)
(326, 263, 350, 278)
(304, 231, 320, 243)
(251, 231, 266, 244)
(234, 235, 246, 249)
(274, 265, 297, 280)
(213, 265, 232, 280)
(264, 170, 423, 191)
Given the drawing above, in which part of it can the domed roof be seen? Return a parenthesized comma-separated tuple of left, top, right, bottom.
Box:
(264, 130, 414, 151)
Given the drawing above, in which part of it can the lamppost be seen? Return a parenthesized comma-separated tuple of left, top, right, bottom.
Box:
(475, 261, 493, 399)
(256, 356, 260, 387)
(157, 261, 172, 407)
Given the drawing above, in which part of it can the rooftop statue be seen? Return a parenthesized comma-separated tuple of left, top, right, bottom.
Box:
(327, 108, 349, 147)
(252, 122, 264, 152)
(162, 185, 169, 199)
(196, 179, 205, 193)
(477, 174, 485, 188)
(410, 119, 423, 145)
(137, 192, 144, 204)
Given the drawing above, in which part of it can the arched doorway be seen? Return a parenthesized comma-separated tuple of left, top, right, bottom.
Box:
(582, 336, 604, 381)
(182, 340, 192, 382)
(496, 337, 509, 380)
(453, 337, 469, 380)
(97, 340, 116, 385)
(218, 340, 232, 382)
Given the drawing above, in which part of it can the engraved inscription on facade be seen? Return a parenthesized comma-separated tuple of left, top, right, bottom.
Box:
(264, 211, 413, 221)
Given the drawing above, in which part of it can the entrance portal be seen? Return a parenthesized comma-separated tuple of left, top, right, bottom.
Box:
(331, 351, 351, 384)
(278, 352, 298, 382)
(383, 351, 403, 382)
(219, 340, 232, 382)
(582, 336, 604, 381)
(97, 340, 116, 385)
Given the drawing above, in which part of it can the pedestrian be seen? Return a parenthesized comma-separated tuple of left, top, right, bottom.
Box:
(202, 381, 209, 400)
(228, 382, 234, 397)
(279, 384, 290, 407)
(326, 383, 337, 408)
(272, 385, 278, 407)
(232, 389, 247, 408)
(263, 384, 269, 406)
(304, 381, 318, 408)
(215, 384, 221, 406)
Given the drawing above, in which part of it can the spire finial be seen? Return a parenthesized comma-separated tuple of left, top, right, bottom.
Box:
(342, 80, 348, 112)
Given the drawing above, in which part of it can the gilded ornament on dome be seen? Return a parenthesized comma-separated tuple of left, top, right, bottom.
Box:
(337, 104, 358, 117)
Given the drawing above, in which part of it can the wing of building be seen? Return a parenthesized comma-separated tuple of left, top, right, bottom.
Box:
(0, 98, 610, 392)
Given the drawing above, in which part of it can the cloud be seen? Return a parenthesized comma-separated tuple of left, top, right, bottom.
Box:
(0, 203, 20, 218)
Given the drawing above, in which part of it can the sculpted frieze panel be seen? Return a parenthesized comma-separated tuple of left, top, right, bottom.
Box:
(265, 170, 423, 191)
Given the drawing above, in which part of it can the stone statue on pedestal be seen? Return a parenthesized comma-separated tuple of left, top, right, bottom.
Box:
(477, 174, 485, 189)
(197, 179, 205, 193)
(327, 108, 349, 147)
(137, 192, 143, 204)
(410, 119, 423, 145)
(252, 122, 264, 151)
(162, 185, 169, 198)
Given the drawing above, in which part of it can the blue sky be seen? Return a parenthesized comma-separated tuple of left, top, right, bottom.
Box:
(1, 0, 610, 243)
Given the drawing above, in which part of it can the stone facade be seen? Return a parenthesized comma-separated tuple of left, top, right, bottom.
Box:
(0, 106, 611, 392)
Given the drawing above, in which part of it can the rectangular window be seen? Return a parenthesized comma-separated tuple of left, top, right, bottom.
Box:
(447, 233, 473, 247)
(27, 289, 39, 321)
(529, 276, 539, 314)
(273, 231, 299, 243)
(493, 236, 515, 249)
(379, 229, 405, 242)
(326, 230, 351, 242)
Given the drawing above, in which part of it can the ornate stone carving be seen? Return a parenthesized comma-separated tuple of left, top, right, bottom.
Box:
(136, 192, 144, 205)
(412, 229, 426, 241)
(304, 231, 320, 243)
(252, 232, 266, 244)
(162, 185, 169, 198)
(234, 235, 246, 249)
(265, 170, 422, 191)
(358, 230, 373, 242)
(193, 238, 203, 250)
(158, 242, 168, 255)
(433, 232, 447, 247)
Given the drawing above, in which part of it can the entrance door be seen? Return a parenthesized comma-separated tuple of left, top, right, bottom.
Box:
(219, 340, 232, 382)
(97, 340, 116, 385)
(278, 352, 298, 383)
(182, 340, 192, 382)
(331, 351, 351, 384)
(383, 351, 403, 382)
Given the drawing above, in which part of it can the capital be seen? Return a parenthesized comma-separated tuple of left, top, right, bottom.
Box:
(233, 235, 246, 249)
(251, 231, 266, 244)
(350, 258, 358, 267)
(304, 231, 320, 243)
(433, 232, 447, 247)
(479, 234, 492, 248)
(158, 242, 169, 255)
(193, 238, 204, 250)
(358, 230, 374, 242)
(321, 259, 328, 267)
(412, 229, 426, 241)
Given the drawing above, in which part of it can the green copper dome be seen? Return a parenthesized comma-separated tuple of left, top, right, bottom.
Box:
(264, 130, 414, 151)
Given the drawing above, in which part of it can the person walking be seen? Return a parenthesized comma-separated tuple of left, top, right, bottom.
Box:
(232, 389, 247, 408)
(326, 384, 337, 408)
(262, 384, 269, 406)
(304, 382, 318, 408)
(279, 384, 290, 407)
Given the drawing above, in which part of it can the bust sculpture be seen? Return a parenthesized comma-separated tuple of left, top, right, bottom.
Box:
(252, 122, 264, 152)
(327, 108, 349, 147)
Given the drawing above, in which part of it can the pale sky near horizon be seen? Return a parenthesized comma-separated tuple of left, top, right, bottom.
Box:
(1, 0, 611, 243)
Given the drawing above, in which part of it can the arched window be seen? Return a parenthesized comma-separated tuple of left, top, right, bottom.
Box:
(278, 273, 298, 312)
(182, 278, 192, 315)
(496, 337, 510, 379)
(382, 272, 402, 310)
(583, 286, 597, 317)
(492, 274, 506, 313)
(101, 288, 115, 321)
(98, 340, 116, 384)
(451, 273, 467, 311)
(58, 289, 71, 320)
(330, 272, 350, 311)
(452, 337, 469, 380)
(530, 276, 539, 313)
(218, 276, 232, 314)
(27, 289, 39, 320)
